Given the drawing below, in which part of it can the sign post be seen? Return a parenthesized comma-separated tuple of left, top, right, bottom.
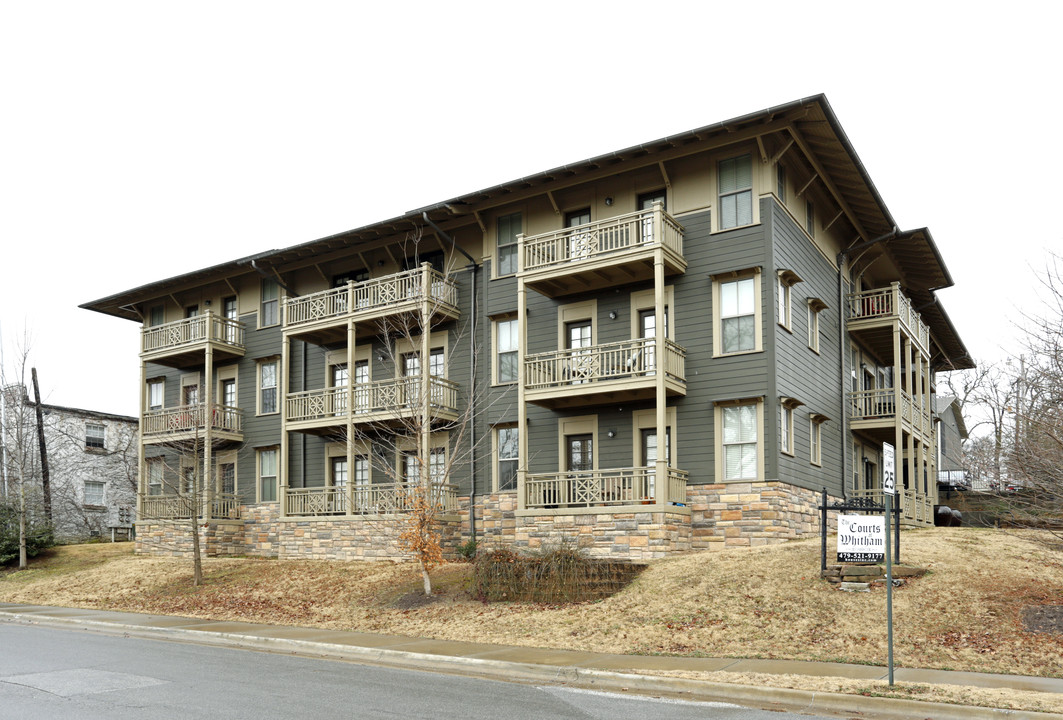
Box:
(882, 442, 896, 686)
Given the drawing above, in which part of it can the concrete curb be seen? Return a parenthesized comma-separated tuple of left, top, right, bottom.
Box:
(2, 611, 1061, 720)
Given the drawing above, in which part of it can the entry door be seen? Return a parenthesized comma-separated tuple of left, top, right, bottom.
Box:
(567, 435, 593, 474)
(330, 456, 348, 512)
(186, 305, 200, 340)
(638, 190, 666, 243)
(567, 320, 593, 383)
(331, 363, 349, 415)
(641, 427, 671, 501)
(638, 307, 668, 373)
(222, 297, 237, 342)
(183, 384, 199, 406)
(353, 455, 370, 511)
(403, 352, 421, 404)
(565, 208, 592, 260)
(352, 360, 369, 413)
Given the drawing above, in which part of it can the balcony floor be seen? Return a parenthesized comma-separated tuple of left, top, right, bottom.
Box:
(525, 375, 686, 409)
(521, 247, 686, 299)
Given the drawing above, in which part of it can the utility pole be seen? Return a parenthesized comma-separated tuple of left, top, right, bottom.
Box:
(31, 368, 51, 521)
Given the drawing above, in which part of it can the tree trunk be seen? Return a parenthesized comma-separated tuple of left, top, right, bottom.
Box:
(18, 478, 27, 569)
(421, 562, 431, 596)
(191, 512, 202, 586)
(30, 368, 51, 522)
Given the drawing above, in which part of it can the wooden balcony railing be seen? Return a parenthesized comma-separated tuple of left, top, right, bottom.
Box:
(523, 466, 688, 510)
(852, 488, 934, 525)
(285, 482, 459, 517)
(521, 205, 683, 274)
(141, 312, 244, 354)
(848, 388, 933, 436)
(847, 283, 931, 351)
(283, 266, 459, 329)
(142, 403, 243, 439)
(139, 492, 239, 521)
(524, 338, 685, 391)
(285, 376, 460, 423)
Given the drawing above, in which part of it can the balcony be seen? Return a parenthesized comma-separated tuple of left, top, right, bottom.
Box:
(847, 283, 931, 357)
(139, 492, 240, 521)
(285, 482, 459, 517)
(848, 388, 933, 443)
(522, 466, 688, 512)
(141, 313, 244, 368)
(524, 338, 686, 408)
(285, 376, 460, 433)
(519, 206, 686, 297)
(283, 266, 460, 345)
(141, 403, 243, 446)
(852, 488, 934, 527)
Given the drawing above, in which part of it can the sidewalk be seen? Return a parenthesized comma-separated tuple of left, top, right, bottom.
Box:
(2, 602, 1061, 719)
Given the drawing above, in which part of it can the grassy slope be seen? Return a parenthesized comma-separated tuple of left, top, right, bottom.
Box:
(2, 528, 1061, 681)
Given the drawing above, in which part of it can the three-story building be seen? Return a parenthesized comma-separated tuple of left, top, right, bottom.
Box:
(82, 95, 972, 560)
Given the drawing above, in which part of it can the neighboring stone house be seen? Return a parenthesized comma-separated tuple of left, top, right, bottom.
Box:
(81, 94, 973, 561)
(2, 385, 137, 541)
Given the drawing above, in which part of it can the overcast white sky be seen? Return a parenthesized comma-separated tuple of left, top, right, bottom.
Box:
(1, 1, 1059, 417)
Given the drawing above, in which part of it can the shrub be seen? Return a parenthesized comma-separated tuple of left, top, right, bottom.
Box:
(456, 538, 478, 561)
(473, 546, 643, 603)
(0, 500, 55, 565)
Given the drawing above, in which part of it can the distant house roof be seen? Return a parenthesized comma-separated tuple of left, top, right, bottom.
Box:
(934, 395, 969, 439)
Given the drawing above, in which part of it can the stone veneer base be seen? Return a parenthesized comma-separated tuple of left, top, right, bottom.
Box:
(136, 482, 841, 560)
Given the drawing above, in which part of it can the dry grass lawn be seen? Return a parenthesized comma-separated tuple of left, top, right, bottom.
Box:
(3, 528, 1062, 712)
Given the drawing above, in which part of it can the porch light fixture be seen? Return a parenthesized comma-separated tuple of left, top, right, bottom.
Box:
(607, 429, 617, 438)
(604, 197, 614, 206)
(377, 354, 386, 362)
(608, 310, 618, 320)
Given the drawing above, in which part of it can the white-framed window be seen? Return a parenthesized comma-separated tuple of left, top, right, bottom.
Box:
(220, 462, 236, 495)
(85, 422, 105, 450)
(781, 405, 794, 456)
(713, 270, 762, 356)
(260, 278, 279, 327)
(716, 401, 761, 481)
(810, 414, 828, 466)
(258, 359, 278, 415)
(494, 317, 518, 384)
(776, 270, 801, 332)
(258, 447, 278, 503)
(495, 425, 519, 492)
(146, 457, 164, 496)
(147, 379, 164, 411)
(719, 154, 753, 230)
(807, 298, 826, 353)
(496, 211, 521, 277)
(776, 163, 786, 203)
(84, 480, 105, 506)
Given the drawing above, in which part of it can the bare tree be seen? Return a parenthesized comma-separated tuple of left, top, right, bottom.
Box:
(945, 362, 1015, 489)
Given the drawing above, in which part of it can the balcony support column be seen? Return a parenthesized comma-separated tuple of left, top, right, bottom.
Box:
(420, 263, 432, 490)
(517, 266, 528, 511)
(137, 360, 146, 520)
(892, 322, 903, 514)
(346, 320, 355, 516)
(653, 245, 667, 508)
(202, 325, 214, 520)
(280, 333, 291, 516)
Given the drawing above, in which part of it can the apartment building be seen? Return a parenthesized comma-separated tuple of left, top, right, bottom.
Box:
(81, 95, 972, 560)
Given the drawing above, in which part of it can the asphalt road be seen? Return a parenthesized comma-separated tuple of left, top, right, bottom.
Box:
(0, 623, 838, 719)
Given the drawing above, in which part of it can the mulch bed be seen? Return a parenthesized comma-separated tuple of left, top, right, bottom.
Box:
(1023, 605, 1063, 634)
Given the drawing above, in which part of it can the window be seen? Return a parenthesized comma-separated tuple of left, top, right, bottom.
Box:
(85, 423, 105, 449)
(149, 305, 165, 326)
(402, 451, 420, 484)
(807, 298, 826, 353)
(221, 378, 237, 408)
(83, 480, 105, 507)
(777, 275, 790, 330)
(718, 276, 757, 354)
(495, 317, 518, 384)
(259, 360, 278, 415)
(806, 200, 815, 237)
(147, 458, 163, 496)
(496, 212, 521, 276)
(222, 296, 238, 342)
(719, 154, 753, 229)
(147, 380, 164, 411)
(638, 190, 666, 243)
(720, 402, 759, 481)
(429, 447, 446, 485)
(810, 414, 828, 466)
(258, 448, 278, 502)
(260, 278, 279, 327)
(781, 405, 794, 455)
(776, 164, 786, 203)
(495, 426, 518, 492)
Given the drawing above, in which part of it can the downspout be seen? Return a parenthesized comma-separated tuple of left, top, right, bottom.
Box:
(422, 212, 479, 541)
(836, 226, 899, 498)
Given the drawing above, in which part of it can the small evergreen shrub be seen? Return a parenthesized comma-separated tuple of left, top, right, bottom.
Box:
(0, 501, 55, 565)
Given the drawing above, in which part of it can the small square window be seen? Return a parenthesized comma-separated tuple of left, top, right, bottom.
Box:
(84, 481, 105, 506)
(86, 423, 105, 449)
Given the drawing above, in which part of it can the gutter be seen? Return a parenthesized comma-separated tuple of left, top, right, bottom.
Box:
(836, 226, 899, 497)
(421, 212, 480, 542)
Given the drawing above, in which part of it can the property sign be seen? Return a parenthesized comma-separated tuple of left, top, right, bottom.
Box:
(837, 514, 886, 562)
(882, 442, 896, 495)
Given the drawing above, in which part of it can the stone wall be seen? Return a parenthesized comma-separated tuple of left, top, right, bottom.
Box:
(476, 492, 690, 560)
(687, 482, 840, 550)
(272, 513, 462, 561)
